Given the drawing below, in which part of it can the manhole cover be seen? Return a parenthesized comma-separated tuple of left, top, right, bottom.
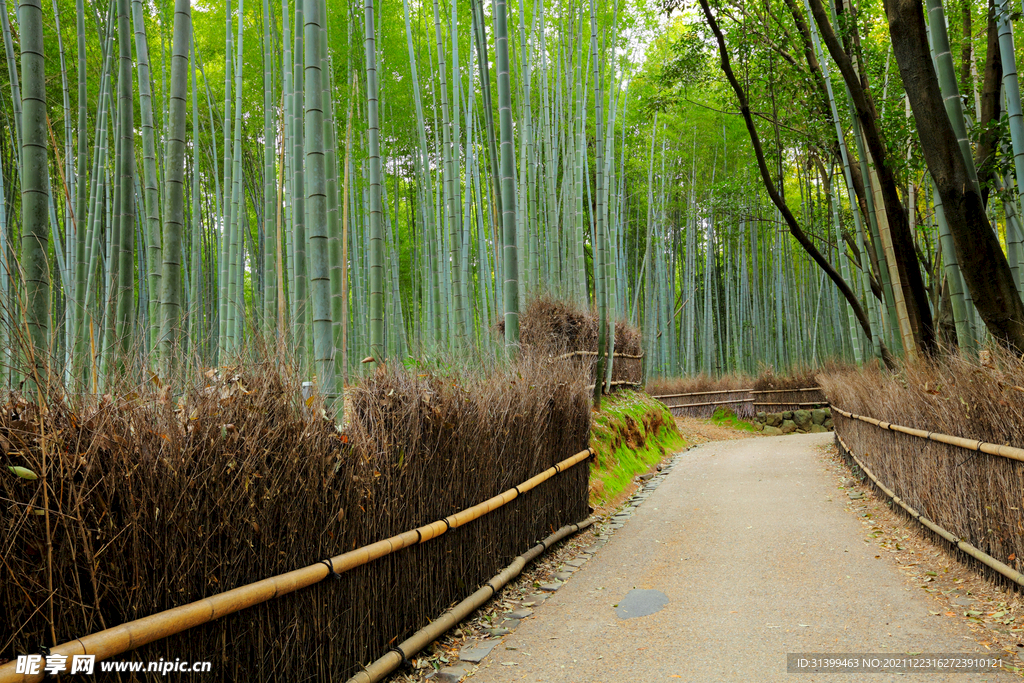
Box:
(614, 589, 669, 619)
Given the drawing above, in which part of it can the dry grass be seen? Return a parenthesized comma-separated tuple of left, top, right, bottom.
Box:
(498, 297, 643, 386)
(499, 296, 642, 357)
(645, 373, 753, 397)
(0, 355, 591, 680)
(819, 349, 1024, 587)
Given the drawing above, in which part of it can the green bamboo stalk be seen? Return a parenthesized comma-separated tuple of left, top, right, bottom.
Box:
(365, 0, 384, 361)
(592, 2, 607, 405)
(304, 0, 336, 403)
(997, 0, 1024, 261)
(292, 0, 308, 362)
(51, 0, 73, 371)
(217, 0, 233, 357)
(263, 0, 278, 336)
(322, 25, 343, 363)
(226, 0, 245, 351)
(157, 0, 191, 369)
(113, 0, 136, 363)
(189, 31, 202, 357)
(132, 0, 163, 357)
(71, 0, 89, 383)
(495, 0, 518, 350)
(926, 0, 981, 192)
(2, 0, 23, 152)
(934, 177, 976, 353)
(471, 0, 502, 241)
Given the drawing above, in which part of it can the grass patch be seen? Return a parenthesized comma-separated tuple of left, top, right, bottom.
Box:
(589, 390, 686, 507)
(710, 406, 758, 432)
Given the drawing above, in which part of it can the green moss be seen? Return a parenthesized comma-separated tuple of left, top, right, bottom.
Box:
(710, 406, 758, 432)
(588, 390, 686, 507)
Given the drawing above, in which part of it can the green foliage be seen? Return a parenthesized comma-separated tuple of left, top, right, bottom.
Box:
(589, 390, 685, 507)
(710, 406, 757, 432)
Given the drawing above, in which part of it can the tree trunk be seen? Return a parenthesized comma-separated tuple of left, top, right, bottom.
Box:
(808, 0, 935, 354)
(886, 0, 1024, 351)
(974, 0, 1002, 204)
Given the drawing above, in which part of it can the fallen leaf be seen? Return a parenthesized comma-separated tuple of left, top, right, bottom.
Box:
(7, 465, 38, 480)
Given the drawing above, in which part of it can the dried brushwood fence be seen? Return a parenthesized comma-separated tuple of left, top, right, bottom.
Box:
(652, 388, 756, 418)
(650, 386, 825, 418)
(834, 430, 1024, 586)
(820, 355, 1024, 588)
(750, 386, 828, 412)
(0, 358, 591, 681)
(556, 349, 644, 391)
(506, 298, 644, 390)
(646, 366, 834, 418)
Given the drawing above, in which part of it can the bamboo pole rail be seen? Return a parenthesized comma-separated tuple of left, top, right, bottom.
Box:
(346, 518, 595, 683)
(749, 387, 823, 394)
(652, 386, 822, 401)
(0, 448, 596, 682)
(666, 398, 751, 409)
(652, 388, 753, 399)
(836, 433, 1024, 586)
(832, 406, 1024, 463)
(585, 380, 643, 391)
(752, 401, 829, 407)
(553, 349, 645, 360)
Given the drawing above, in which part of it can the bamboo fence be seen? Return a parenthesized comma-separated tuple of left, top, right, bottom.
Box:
(831, 404, 1024, 590)
(651, 386, 826, 418)
(0, 446, 595, 682)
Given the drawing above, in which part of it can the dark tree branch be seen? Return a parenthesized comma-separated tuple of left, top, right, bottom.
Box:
(808, 0, 936, 353)
(697, 0, 891, 364)
(885, 0, 1024, 352)
(974, 0, 1002, 205)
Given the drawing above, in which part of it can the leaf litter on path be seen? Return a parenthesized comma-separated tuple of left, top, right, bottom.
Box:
(820, 441, 1024, 676)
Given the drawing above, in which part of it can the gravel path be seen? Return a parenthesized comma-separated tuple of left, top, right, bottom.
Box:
(466, 433, 1016, 682)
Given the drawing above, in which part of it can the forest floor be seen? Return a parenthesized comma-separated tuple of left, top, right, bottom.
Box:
(387, 431, 1023, 683)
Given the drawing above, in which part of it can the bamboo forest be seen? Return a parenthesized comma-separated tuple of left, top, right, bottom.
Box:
(10, 0, 1024, 677)
(2, 0, 1023, 406)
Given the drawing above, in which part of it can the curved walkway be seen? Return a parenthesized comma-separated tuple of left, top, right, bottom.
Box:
(467, 433, 1015, 682)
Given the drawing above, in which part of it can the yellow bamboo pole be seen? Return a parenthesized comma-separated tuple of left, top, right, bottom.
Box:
(832, 405, 1024, 462)
(347, 518, 595, 683)
(0, 448, 595, 682)
(866, 155, 917, 360)
(651, 388, 752, 399)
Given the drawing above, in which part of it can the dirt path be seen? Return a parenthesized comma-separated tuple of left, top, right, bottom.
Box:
(466, 433, 1016, 682)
